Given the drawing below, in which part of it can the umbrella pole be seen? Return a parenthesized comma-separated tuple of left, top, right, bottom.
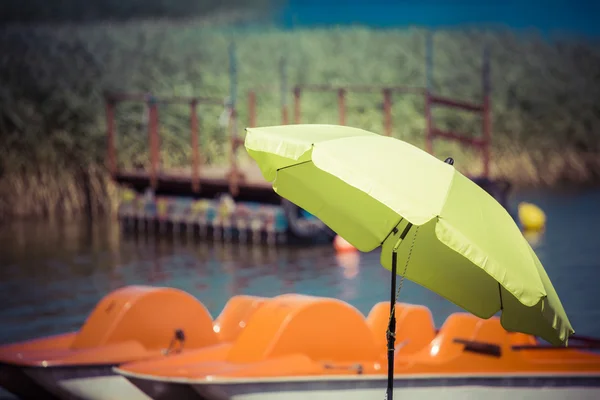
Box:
(386, 222, 413, 400)
(386, 251, 398, 400)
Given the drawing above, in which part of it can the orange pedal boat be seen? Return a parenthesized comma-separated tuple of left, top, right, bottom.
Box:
(0, 286, 266, 400)
(114, 294, 600, 400)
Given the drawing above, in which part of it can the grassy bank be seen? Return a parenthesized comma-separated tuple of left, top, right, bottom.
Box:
(1, 21, 600, 219)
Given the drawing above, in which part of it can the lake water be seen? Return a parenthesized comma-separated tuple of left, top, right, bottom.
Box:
(1, 188, 599, 349)
(276, 0, 600, 38)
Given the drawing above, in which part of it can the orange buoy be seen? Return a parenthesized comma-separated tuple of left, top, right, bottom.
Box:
(333, 235, 357, 253)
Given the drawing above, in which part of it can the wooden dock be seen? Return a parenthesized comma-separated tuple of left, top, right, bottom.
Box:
(114, 161, 335, 246)
(105, 44, 494, 245)
(113, 162, 280, 205)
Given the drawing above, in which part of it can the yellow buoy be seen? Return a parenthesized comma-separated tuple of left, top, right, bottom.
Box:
(518, 202, 546, 232)
(121, 188, 136, 202)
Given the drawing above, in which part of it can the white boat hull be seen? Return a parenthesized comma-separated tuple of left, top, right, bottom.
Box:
(122, 372, 600, 400)
(218, 386, 598, 400)
(54, 375, 151, 400)
(6, 365, 151, 400)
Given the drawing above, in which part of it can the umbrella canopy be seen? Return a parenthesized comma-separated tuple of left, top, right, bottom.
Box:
(245, 124, 573, 347)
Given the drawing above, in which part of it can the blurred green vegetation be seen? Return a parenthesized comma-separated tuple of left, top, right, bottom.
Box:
(1, 21, 600, 219)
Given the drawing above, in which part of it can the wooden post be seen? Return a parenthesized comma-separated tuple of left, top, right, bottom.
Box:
(228, 42, 241, 196)
(338, 88, 346, 126)
(482, 45, 491, 178)
(147, 96, 160, 190)
(424, 91, 433, 154)
(383, 88, 392, 136)
(248, 91, 256, 128)
(228, 107, 240, 197)
(190, 100, 200, 192)
(280, 56, 289, 125)
(282, 104, 289, 125)
(281, 106, 290, 125)
(293, 86, 301, 124)
(425, 30, 434, 154)
(105, 96, 117, 176)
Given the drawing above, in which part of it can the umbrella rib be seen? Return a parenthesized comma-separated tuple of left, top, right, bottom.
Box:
(276, 160, 312, 173)
(498, 282, 504, 310)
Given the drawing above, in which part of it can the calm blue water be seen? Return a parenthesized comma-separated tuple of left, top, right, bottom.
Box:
(0, 188, 599, 346)
(275, 0, 600, 37)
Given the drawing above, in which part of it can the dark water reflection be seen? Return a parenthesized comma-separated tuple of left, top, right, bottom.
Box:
(1, 189, 600, 346)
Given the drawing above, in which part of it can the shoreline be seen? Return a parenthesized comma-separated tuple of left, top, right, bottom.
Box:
(1, 148, 599, 221)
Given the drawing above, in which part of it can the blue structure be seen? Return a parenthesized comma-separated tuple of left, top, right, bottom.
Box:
(276, 0, 599, 38)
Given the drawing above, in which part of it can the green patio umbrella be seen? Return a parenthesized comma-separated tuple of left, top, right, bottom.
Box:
(244, 124, 574, 400)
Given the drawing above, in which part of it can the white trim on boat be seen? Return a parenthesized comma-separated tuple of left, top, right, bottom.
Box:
(219, 387, 600, 400)
(113, 367, 600, 385)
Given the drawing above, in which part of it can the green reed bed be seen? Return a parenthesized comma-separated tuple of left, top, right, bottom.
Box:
(1, 21, 599, 219)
